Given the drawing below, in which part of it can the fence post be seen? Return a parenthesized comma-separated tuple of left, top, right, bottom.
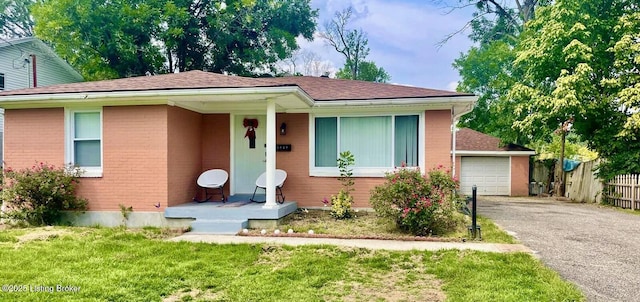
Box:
(633, 175, 637, 211)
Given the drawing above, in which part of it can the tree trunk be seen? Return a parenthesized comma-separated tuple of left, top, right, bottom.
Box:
(554, 130, 566, 197)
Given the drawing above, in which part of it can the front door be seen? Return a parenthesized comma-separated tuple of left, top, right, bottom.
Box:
(233, 115, 266, 194)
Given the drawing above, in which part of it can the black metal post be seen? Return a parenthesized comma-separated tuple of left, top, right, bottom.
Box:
(472, 185, 477, 239)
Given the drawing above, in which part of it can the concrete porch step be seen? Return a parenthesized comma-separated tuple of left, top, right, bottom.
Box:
(190, 219, 248, 234)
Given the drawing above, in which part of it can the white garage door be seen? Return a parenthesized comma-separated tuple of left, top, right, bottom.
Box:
(460, 157, 510, 195)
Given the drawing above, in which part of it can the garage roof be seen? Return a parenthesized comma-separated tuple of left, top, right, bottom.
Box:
(456, 128, 534, 154)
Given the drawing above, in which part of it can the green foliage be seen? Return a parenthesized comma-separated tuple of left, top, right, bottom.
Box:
(456, 0, 639, 178)
(1, 163, 87, 226)
(337, 151, 355, 193)
(335, 60, 390, 83)
(604, 11, 640, 138)
(370, 166, 464, 236)
(455, 40, 530, 145)
(509, 0, 640, 177)
(453, 1, 551, 147)
(530, 132, 598, 161)
(323, 151, 356, 219)
(31, 0, 318, 80)
(329, 189, 353, 220)
(118, 204, 133, 224)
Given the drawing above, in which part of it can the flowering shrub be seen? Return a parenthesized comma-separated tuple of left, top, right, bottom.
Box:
(370, 165, 464, 236)
(1, 162, 87, 226)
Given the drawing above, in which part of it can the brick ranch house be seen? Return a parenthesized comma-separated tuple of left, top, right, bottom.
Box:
(0, 70, 530, 227)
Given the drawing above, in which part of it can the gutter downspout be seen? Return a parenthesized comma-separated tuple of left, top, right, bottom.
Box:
(452, 106, 457, 178)
(451, 103, 475, 178)
(30, 54, 37, 88)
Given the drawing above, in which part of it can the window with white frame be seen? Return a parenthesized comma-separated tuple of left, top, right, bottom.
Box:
(313, 114, 420, 175)
(0, 73, 5, 90)
(66, 109, 102, 176)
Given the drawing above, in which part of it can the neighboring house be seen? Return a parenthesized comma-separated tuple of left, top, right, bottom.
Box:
(0, 70, 477, 226)
(455, 128, 535, 196)
(0, 37, 83, 161)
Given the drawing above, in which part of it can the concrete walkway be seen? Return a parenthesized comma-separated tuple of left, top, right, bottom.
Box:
(169, 233, 531, 253)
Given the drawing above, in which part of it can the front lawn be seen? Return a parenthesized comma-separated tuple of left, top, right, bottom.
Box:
(0, 227, 583, 301)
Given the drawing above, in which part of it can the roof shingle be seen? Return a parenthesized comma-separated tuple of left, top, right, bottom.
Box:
(456, 128, 532, 152)
(269, 76, 471, 101)
(0, 70, 471, 101)
(0, 70, 287, 96)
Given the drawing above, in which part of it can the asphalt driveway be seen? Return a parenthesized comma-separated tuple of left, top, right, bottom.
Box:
(478, 196, 640, 302)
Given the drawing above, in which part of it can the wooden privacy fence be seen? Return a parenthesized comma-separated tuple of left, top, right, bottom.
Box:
(564, 160, 602, 203)
(604, 174, 640, 210)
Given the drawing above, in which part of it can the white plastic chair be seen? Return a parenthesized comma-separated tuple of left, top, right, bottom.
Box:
(193, 169, 228, 203)
(250, 169, 287, 204)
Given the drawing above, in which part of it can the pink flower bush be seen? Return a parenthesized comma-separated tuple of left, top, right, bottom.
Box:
(370, 165, 465, 236)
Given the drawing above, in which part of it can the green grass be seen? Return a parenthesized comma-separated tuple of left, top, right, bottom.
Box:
(598, 202, 640, 216)
(0, 227, 583, 301)
(272, 209, 516, 243)
(426, 250, 584, 302)
(445, 215, 518, 244)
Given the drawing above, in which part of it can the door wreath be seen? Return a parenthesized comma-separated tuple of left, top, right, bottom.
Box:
(243, 118, 259, 148)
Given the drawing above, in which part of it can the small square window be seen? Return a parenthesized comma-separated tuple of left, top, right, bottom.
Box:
(66, 109, 102, 177)
(0, 73, 5, 91)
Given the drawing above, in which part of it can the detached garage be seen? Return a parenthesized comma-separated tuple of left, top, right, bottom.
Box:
(455, 128, 535, 196)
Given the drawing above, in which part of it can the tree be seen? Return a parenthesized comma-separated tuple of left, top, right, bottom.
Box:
(437, 0, 547, 46)
(31, 0, 318, 80)
(509, 0, 640, 179)
(335, 60, 390, 82)
(453, 3, 537, 145)
(320, 6, 388, 81)
(0, 0, 35, 38)
(32, 0, 165, 80)
(276, 49, 333, 77)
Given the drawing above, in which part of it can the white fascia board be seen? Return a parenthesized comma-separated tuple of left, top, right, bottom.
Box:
(454, 150, 536, 156)
(311, 95, 477, 107)
(0, 86, 315, 108)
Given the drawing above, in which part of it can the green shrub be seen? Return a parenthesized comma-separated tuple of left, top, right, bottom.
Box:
(1, 162, 87, 226)
(370, 165, 464, 236)
(323, 151, 355, 219)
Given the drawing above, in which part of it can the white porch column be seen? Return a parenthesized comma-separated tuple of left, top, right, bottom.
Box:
(263, 99, 277, 208)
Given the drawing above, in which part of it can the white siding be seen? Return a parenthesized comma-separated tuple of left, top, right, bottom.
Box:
(0, 41, 82, 90)
(0, 46, 33, 90)
(0, 38, 83, 163)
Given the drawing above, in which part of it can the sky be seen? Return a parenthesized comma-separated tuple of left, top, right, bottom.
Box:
(294, 0, 476, 91)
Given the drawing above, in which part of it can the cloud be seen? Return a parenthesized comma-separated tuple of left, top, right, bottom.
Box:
(447, 81, 459, 91)
(302, 0, 475, 90)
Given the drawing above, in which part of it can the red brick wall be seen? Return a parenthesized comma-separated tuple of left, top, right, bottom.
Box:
(275, 113, 392, 208)
(510, 156, 530, 196)
(78, 106, 168, 211)
(425, 110, 452, 170)
(167, 107, 203, 206)
(201, 114, 231, 197)
(4, 107, 460, 210)
(4, 108, 65, 168)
